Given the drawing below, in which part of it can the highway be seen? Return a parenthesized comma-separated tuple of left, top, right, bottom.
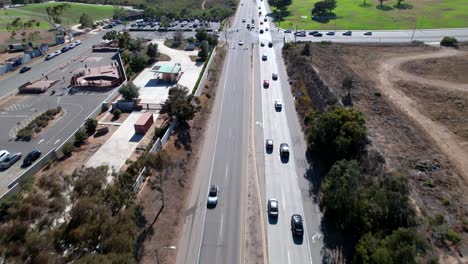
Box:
(176, 1, 255, 264)
(177, 0, 324, 263)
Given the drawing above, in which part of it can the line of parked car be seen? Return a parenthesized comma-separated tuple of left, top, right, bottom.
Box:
(291, 30, 372, 37)
(0, 150, 41, 170)
(45, 40, 82, 60)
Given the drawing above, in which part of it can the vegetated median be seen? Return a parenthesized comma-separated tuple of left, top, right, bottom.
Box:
(282, 42, 449, 262)
(279, 0, 468, 30)
(16, 107, 62, 141)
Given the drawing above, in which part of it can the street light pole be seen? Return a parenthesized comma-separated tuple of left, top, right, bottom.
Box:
(156, 246, 176, 264)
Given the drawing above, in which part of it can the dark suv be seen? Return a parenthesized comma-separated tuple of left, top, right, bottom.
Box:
(291, 214, 304, 237)
(22, 150, 41, 167)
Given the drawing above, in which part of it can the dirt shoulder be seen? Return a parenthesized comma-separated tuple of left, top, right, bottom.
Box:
(286, 42, 468, 260)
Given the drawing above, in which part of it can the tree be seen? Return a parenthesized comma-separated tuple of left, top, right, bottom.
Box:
(195, 28, 208, 42)
(74, 130, 88, 146)
(161, 85, 197, 122)
(118, 82, 140, 101)
(129, 52, 149, 73)
(117, 31, 131, 50)
(113, 7, 128, 20)
(198, 40, 209, 61)
(354, 229, 428, 264)
(103, 30, 118, 41)
(146, 43, 159, 62)
(311, 0, 336, 17)
(173, 30, 184, 47)
(62, 142, 75, 156)
(79, 13, 93, 28)
(147, 150, 172, 173)
(301, 42, 311, 56)
(306, 106, 368, 160)
(85, 118, 98, 135)
(45, 3, 70, 26)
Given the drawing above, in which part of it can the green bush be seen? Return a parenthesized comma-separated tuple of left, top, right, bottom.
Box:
(62, 142, 75, 156)
(306, 106, 368, 161)
(440, 36, 458, 47)
(113, 109, 122, 119)
(445, 229, 461, 245)
(74, 130, 88, 146)
(85, 118, 98, 135)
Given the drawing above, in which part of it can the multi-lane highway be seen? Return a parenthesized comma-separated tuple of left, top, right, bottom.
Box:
(176, 2, 256, 264)
(177, 0, 324, 263)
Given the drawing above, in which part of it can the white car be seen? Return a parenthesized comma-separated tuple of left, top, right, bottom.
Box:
(275, 100, 282, 110)
(207, 185, 219, 207)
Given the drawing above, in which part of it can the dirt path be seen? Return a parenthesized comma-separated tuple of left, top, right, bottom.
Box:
(378, 48, 468, 183)
(390, 49, 468, 93)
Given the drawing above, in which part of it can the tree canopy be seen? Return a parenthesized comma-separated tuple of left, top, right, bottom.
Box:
(118, 82, 140, 101)
(161, 85, 197, 122)
(306, 106, 368, 160)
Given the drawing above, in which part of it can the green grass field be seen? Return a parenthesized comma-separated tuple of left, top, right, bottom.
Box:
(0, 2, 115, 31)
(280, 0, 468, 30)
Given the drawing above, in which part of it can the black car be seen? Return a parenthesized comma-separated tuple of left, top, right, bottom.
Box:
(308, 31, 318, 35)
(291, 214, 304, 237)
(19, 66, 31, 73)
(343, 31, 352, 36)
(23, 150, 41, 166)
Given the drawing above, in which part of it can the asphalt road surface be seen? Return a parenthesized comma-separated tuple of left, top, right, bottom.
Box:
(284, 28, 468, 43)
(176, 1, 257, 264)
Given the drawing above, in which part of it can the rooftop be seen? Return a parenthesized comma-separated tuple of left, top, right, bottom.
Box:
(150, 62, 181, 74)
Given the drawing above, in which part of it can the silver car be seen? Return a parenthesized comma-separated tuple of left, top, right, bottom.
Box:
(0, 153, 22, 169)
(207, 185, 219, 207)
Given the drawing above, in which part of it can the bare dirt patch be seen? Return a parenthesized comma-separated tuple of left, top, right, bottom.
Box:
(285, 42, 468, 259)
(138, 46, 227, 264)
(401, 53, 468, 84)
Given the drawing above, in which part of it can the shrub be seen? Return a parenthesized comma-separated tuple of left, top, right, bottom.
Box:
(440, 36, 458, 47)
(85, 118, 98, 135)
(445, 229, 461, 245)
(62, 142, 75, 156)
(113, 109, 122, 119)
(74, 130, 88, 146)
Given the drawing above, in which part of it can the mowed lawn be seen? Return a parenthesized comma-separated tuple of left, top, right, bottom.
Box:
(0, 2, 115, 31)
(280, 0, 468, 30)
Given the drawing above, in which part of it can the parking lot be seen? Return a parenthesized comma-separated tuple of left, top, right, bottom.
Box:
(128, 19, 220, 32)
(0, 50, 121, 196)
